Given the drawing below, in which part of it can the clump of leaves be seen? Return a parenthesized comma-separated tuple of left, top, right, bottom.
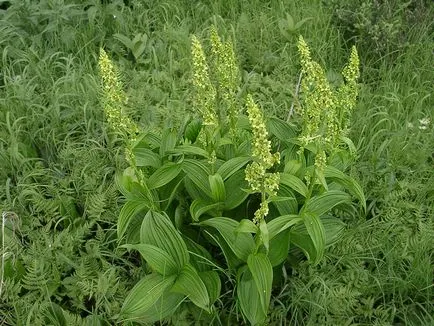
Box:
(100, 26, 365, 324)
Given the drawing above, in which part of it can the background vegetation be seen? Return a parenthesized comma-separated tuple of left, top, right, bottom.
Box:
(0, 0, 432, 324)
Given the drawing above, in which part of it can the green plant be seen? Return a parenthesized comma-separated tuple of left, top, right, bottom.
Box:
(326, 0, 433, 64)
(99, 26, 365, 324)
(114, 32, 149, 62)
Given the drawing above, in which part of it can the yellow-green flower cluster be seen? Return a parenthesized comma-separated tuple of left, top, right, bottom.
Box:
(297, 36, 337, 148)
(297, 36, 360, 150)
(254, 201, 269, 225)
(244, 95, 280, 223)
(98, 49, 139, 141)
(314, 149, 327, 172)
(245, 95, 279, 168)
(337, 46, 360, 133)
(191, 35, 218, 126)
(209, 25, 240, 124)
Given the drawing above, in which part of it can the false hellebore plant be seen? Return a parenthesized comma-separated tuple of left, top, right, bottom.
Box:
(98, 27, 365, 325)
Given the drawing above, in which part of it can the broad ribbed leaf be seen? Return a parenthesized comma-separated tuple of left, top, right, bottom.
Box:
(303, 213, 325, 265)
(183, 236, 213, 272)
(199, 270, 221, 305)
(267, 214, 301, 240)
(184, 118, 202, 143)
(200, 217, 255, 262)
(237, 266, 267, 325)
(305, 190, 351, 216)
(209, 173, 226, 202)
(171, 264, 210, 311)
(147, 162, 182, 189)
(168, 145, 210, 158)
(340, 136, 357, 154)
(184, 177, 207, 200)
(116, 169, 154, 204)
(284, 159, 303, 175)
(140, 132, 161, 149)
(182, 159, 212, 197)
(133, 148, 161, 168)
(121, 244, 178, 276)
(267, 117, 297, 140)
(120, 273, 176, 319)
(204, 230, 244, 270)
(217, 156, 251, 180)
(268, 229, 291, 267)
(163, 177, 184, 211)
(259, 219, 270, 251)
(247, 253, 273, 315)
(160, 129, 177, 157)
(223, 170, 249, 210)
(324, 166, 366, 212)
(190, 199, 222, 222)
(137, 290, 184, 324)
(279, 173, 308, 197)
(322, 215, 346, 247)
(140, 211, 189, 271)
(273, 184, 298, 215)
(235, 219, 258, 234)
(118, 201, 148, 240)
(290, 231, 317, 263)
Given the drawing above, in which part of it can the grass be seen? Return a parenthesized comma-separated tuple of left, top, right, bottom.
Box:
(0, 0, 433, 324)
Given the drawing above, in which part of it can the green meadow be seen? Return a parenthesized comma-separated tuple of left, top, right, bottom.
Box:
(0, 0, 433, 325)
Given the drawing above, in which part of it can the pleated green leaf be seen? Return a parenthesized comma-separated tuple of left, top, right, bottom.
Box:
(147, 162, 182, 189)
(200, 217, 255, 262)
(120, 273, 177, 319)
(159, 129, 178, 157)
(247, 253, 273, 315)
(171, 264, 210, 311)
(305, 190, 351, 216)
(284, 159, 303, 175)
(237, 267, 267, 325)
(267, 214, 302, 240)
(183, 236, 213, 272)
(168, 145, 210, 158)
(189, 199, 222, 222)
(290, 231, 318, 263)
(140, 211, 189, 271)
(303, 212, 325, 265)
(324, 165, 366, 212)
(184, 118, 202, 143)
(209, 173, 226, 202)
(182, 159, 212, 197)
(259, 218, 270, 252)
(279, 173, 308, 197)
(121, 244, 178, 276)
(235, 219, 258, 234)
(290, 214, 346, 249)
(321, 215, 346, 247)
(206, 231, 244, 271)
(267, 117, 297, 141)
(136, 290, 184, 324)
(140, 131, 161, 149)
(217, 156, 251, 180)
(273, 185, 298, 215)
(133, 147, 161, 168)
(116, 169, 155, 204)
(199, 270, 221, 305)
(184, 176, 208, 200)
(118, 201, 148, 240)
(223, 170, 249, 210)
(268, 229, 291, 267)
